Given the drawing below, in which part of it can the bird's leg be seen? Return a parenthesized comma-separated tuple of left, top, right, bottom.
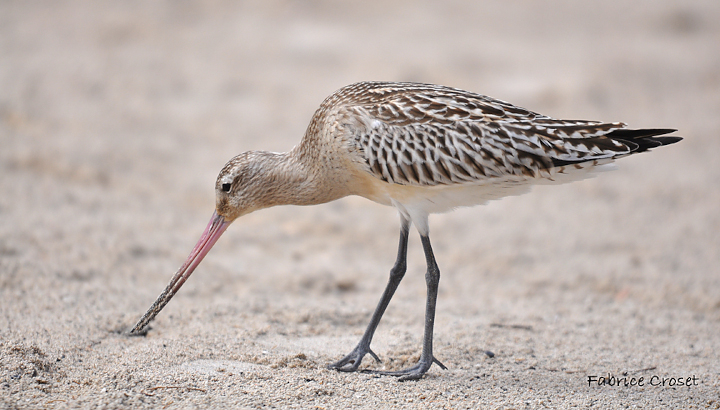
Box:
(375, 234, 447, 381)
(327, 217, 410, 372)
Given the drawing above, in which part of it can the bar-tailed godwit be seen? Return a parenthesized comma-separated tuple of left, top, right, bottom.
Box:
(130, 81, 681, 380)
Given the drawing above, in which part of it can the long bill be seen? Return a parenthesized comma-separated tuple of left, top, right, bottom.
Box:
(130, 211, 231, 335)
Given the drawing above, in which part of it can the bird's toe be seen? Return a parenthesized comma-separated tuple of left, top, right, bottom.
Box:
(327, 346, 380, 372)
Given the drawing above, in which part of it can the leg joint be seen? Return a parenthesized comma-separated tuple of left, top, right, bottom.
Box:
(389, 262, 407, 281)
(425, 265, 439, 288)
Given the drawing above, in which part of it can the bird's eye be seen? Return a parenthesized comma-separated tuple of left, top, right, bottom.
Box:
(221, 183, 232, 192)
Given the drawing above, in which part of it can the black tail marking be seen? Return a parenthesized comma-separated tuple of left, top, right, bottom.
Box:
(550, 128, 682, 167)
(608, 128, 682, 153)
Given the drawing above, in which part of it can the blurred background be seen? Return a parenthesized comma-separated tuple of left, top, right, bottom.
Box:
(1, 1, 719, 407)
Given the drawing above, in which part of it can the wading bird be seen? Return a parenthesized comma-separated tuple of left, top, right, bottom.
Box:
(130, 81, 680, 380)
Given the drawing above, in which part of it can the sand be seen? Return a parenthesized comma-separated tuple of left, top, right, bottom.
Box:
(2, 1, 719, 408)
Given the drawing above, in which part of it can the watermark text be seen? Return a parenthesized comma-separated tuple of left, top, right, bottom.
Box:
(587, 374, 699, 388)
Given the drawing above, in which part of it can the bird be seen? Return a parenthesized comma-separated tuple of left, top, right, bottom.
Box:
(129, 81, 681, 380)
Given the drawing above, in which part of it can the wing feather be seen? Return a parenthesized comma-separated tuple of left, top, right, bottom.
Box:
(337, 82, 679, 187)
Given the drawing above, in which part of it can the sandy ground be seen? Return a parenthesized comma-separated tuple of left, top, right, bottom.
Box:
(2, 1, 720, 408)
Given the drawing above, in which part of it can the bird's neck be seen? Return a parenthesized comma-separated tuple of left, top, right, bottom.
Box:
(256, 148, 351, 208)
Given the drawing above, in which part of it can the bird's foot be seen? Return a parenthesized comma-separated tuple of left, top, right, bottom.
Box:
(373, 356, 447, 381)
(327, 344, 381, 372)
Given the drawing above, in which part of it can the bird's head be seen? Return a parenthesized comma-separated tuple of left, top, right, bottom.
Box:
(214, 151, 280, 223)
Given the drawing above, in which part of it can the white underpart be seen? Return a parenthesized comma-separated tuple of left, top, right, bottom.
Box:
(386, 158, 617, 236)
